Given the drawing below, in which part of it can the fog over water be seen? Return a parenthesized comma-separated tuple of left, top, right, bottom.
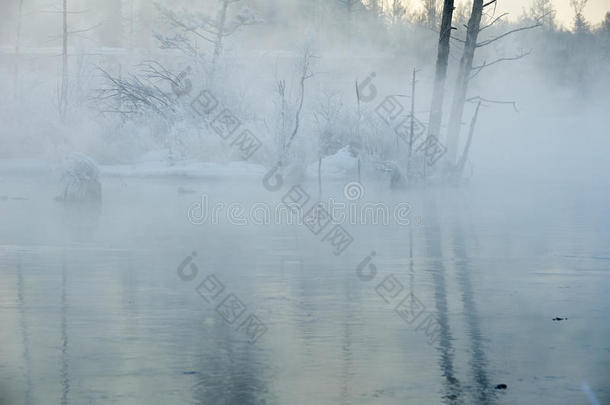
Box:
(0, 1, 609, 404)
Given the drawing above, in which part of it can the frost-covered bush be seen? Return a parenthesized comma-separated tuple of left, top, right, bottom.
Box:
(57, 153, 102, 203)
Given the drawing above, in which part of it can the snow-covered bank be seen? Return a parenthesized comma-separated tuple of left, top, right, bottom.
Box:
(306, 147, 359, 179)
(102, 160, 267, 179)
(0, 148, 364, 180)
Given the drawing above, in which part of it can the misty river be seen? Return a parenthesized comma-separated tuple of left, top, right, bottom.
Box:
(1, 174, 609, 405)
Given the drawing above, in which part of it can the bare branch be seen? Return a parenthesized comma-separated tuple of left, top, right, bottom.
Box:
(450, 35, 466, 44)
(477, 16, 545, 47)
(466, 96, 519, 112)
(94, 66, 179, 120)
(480, 12, 508, 31)
(153, 33, 201, 59)
(155, 3, 217, 42)
(470, 49, 531, 79)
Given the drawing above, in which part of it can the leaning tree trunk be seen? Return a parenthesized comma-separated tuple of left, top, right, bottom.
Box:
(427, 0, 455, 142)
(456, 99, 481, 178)
(445, 0, 483, 166)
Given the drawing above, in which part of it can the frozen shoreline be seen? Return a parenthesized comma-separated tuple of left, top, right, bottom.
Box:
(0, 147, 360, 180)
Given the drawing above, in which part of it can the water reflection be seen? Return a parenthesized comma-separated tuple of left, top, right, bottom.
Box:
(192, 328, 270, 405)
(16, 261, 32, 405)
(422, 197, 463, 404)
(60, 258, 70, 405)
(1, 177, 609, 404)
(452, 216, 492, 404)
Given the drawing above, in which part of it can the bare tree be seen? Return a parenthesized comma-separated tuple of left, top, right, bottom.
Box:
(282, 45, 316, 160)
(96, 62, 181, 121)
(313, 92, 343, 194)
(456, 98, 481, 179)
(407, 68, 418, 175)
(264, 74, 289, 164)
(571, 0, 590, 34)
(54, 0, 104, 120)
(427, 0, 455, 142)
(444, 1, 542, 166)
(275, 78, 287, 161)
(212, 0, 235, 73)
(443, 0, 484, 165)
(529, 0, 556, 31)
(156, 0, 256, 77)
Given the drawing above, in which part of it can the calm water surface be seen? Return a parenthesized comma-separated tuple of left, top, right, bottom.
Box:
(1, 174, 608, 405)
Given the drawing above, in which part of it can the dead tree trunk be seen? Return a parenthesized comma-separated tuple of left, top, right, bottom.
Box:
(282, 46, 314, 162)
(457, 99, 481, 178)
(408, 68, 417, 176)
(427, 0, 455, 142)
(355, 80, 362, 183)
(59, 0, 68, 121)
(211, 0, 231, 77)
(445, 0, 484, 166)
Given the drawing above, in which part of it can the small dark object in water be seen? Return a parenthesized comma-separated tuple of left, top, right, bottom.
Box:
(552, 317, 567, 321)
(178, 186, 196, 194)
(495, 384, 507, 390)
(183, 371, 199, 375)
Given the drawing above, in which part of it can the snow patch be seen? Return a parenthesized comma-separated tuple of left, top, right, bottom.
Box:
(306, 146, 358, 178)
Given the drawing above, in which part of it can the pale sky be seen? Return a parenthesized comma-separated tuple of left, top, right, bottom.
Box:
(415, 0, 610, 28)
(491, 0, 609, 27)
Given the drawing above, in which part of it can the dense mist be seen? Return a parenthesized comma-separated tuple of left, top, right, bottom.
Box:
(0, 0, 608, 184)
(1, 1, 609, 405)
